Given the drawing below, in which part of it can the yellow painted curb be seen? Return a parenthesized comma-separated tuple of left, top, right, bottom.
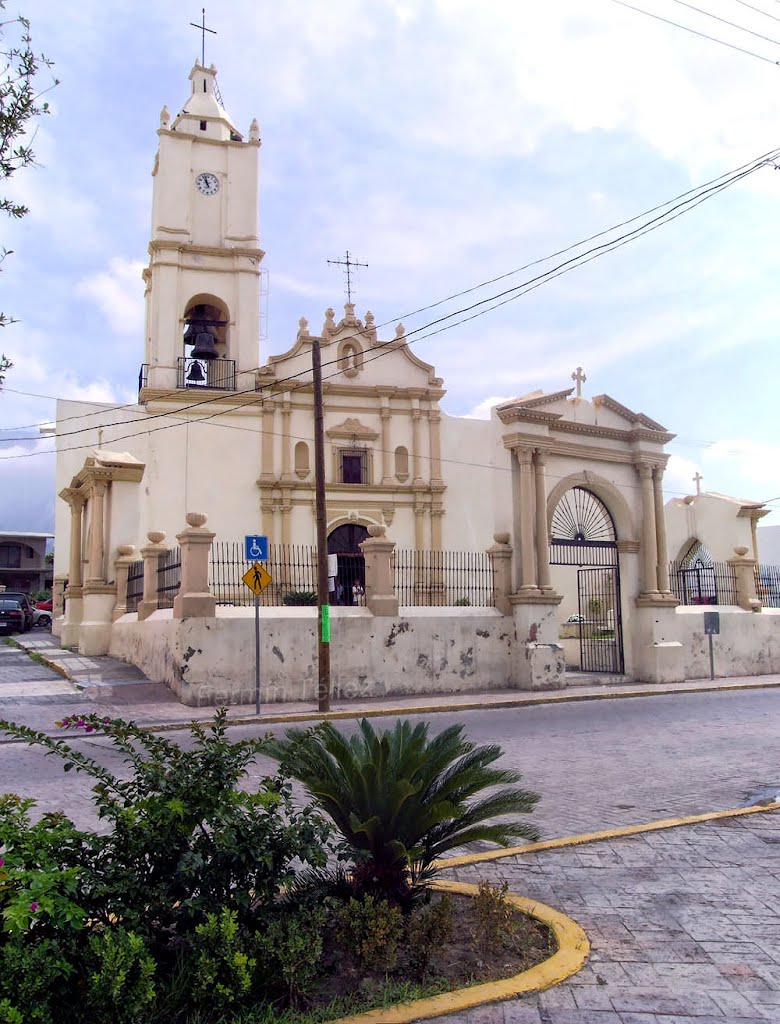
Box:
(330, 879, 589, 1024)
(437, 801, 780, 869)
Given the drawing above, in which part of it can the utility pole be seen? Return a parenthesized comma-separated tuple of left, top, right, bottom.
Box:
(312, 335, 331, 712)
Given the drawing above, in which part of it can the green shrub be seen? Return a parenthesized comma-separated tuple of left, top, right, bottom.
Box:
(191, 908, 255, 1014)
(0, 936, 78, 1024)
(268, 718, 540, 907)
(0, 999, 24, 1024)
(256, 904, 327, 1006)
(406, 894, 453, 977)
(282, 590, 318, 605)
(337, 894, 404, 971)
(453, 596, 471, 606)
(472, 881, 516, 955)
(85, 928, 156, 1024)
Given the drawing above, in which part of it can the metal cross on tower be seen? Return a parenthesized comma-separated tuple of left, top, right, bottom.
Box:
(693, 471, 703, 495)
(571, 366, 587, 398)
(190, 8, 216, 66)
(327, 250, 368, 304)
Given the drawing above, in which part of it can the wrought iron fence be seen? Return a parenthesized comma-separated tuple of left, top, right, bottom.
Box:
(669, 560, 738, 606)
(177, 356, 236, 391)
(210, 542, 318, 607)
(756, 563, 780, 608)
(156, 547, 181, 610)
(126, 559, 144, 614)
(393, 549, 495, 607)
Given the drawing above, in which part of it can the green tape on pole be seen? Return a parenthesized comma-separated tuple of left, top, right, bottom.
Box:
(321, 604, 331, 643)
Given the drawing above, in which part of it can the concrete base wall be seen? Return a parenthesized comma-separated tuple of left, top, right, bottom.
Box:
(109, 606, 515, 706)
(676, 606, 780, 678)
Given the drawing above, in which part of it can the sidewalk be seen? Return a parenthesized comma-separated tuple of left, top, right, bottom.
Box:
(6, 633, 780, 734)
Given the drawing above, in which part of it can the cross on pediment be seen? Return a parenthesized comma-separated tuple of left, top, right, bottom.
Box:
(327, 250, 368, 304)
(571, 366, 586, 399)
(190, 8, 216, 66)
(694, 471, 703, 495)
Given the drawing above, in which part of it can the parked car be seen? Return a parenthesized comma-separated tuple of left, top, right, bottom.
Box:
(0, 597, 27, 634)
(0, 592, 34, 631)
(36, 599, 53, 611)
(33, 606, 52, 629)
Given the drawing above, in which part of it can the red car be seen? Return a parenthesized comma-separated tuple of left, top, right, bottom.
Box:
(36, 599, 52, 611)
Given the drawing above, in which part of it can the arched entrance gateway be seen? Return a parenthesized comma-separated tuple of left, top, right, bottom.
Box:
(327, 524, 368, 606)
(549, 487, 624, 674)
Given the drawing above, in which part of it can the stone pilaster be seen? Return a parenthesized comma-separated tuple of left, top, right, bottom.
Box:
(653, 466, 673, 596)
(517, 448, 539, 593)
(428, 409, 443, 487)
(533, 451, 554, 594)
(173, 513, 216, 620)
(380, 401, 392, 485)
(636, 463, 659, 600)
(411, 404, 423, 484)
(281, 395, 293, 483)
(86, 479, 108, 584)
(138, 531, 167, 622)
(360, 525, 399, 616)
(60, 490, 86, 648)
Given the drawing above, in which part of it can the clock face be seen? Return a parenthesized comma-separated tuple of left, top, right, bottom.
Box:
(195, 172, 220, 196)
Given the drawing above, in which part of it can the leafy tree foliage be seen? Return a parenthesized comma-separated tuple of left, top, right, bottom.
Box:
(0, 3, 58, 383)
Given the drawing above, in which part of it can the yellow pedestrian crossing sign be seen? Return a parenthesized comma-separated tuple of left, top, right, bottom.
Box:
(242, 562, 272, 596)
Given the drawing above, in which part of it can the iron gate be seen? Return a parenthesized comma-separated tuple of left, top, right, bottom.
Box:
(577, 567, 624, 674)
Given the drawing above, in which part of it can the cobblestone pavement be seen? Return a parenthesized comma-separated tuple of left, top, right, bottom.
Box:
(435, 810, 780, 1023)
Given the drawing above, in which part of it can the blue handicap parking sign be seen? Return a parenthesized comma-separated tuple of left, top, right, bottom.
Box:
(245, 535, 268, 561)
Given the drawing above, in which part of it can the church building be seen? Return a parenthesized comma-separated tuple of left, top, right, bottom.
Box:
(50, 61, 777, 700)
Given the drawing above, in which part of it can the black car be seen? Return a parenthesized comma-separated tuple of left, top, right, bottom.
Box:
(0, 597, 27, 634)
(0, 591, 34, 631)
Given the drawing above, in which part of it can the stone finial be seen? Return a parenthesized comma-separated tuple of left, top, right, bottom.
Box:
(147, 531, 166, 544)
(364, 310, 377, 343)
(395, 323, 405, 341)
(323, 307, 336, 335)
(117, 544, 136, 557)
(734, 545, 749, 557)
(185, 512, 208, 528)
(343, 302, 356, 323)
(367, 524, 386, 538)
(298, 316, 310, 337)
(248, 117, 260, 142)
(493, 532, 511, 546)
(160, 105, 171, 129)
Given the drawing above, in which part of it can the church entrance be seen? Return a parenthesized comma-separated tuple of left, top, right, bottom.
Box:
(549, 487, 624, 674)
(327, 524, 368, 606)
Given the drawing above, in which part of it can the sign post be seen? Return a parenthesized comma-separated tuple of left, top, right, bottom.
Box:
(242, 537, 271, 715)
(703, 611, 720, 682)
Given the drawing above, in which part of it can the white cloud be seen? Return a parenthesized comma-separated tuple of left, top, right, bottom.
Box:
(76, 259, 146, 336)
(459, 395, 514, 420)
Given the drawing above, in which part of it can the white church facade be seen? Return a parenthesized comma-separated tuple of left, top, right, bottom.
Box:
(50, 61, 779, 703)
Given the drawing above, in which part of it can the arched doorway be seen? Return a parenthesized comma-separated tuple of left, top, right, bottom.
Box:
(550, 487, 624, 674)
(674, 540, 717, 605)
(327, 524, 369, 606)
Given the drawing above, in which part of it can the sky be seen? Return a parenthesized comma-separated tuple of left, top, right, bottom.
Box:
(2, 0, 780, 537)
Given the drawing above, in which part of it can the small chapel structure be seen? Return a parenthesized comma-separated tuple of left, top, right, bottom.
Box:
(50, 60, 778, 702)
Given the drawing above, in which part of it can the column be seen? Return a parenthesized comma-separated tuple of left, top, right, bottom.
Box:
(413, 500, 425, 549)
(533, 451, 552, 592)
(68, 495, 85, 591)
(260, 397, 275, 482)
(138, 531, 167, 622)
(380, 401, 391, 485)
(428, 409, 443, 487)
(411, 404, 423, 484)
(281, 395, 293, 481)
(430, 504, 444, 550)
(86, 480, 107, 584)
(517, 448, 538, 592)
(488, 532, 513, 616)
(112, 545, 137, 621)
(173, 513, 216, 620)
(359, 525, 398, 616)
(636, 463, 659, 596)
(653, 466, 671, 594)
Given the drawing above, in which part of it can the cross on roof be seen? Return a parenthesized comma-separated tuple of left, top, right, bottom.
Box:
(571, 366, 587, 399)
(694, 471, 703, 495)
(190, 8, 216, 66)
(327, 250, 368, 304)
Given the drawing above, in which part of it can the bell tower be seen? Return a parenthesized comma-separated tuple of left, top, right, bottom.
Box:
(141, 62, 263, 397)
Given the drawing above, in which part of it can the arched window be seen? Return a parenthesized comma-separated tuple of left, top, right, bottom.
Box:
(394, 445, 409, 482)
(294, 441, 310, 479)
(181, 296, 232, 389)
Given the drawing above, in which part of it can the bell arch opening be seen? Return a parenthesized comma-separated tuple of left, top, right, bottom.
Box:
(181, 296, 232, 389)
(549, 486, 624, 675)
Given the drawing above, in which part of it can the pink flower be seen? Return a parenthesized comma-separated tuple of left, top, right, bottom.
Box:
(75, 720, 85, 728)
(0, 858, 5, 868)
(29, 902, 39, 912)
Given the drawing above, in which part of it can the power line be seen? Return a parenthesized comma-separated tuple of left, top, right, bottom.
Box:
(669, 0, 780, 46)
(609, 0, 780, 64)
(2, 142, 778, 436)
(0, 152, 772, 449)
(730, 0, 780, 25)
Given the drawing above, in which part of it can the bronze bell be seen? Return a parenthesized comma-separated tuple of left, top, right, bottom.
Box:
(184, 305, 219, 360)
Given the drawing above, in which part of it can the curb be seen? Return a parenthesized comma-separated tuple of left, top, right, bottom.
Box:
(331, 879, 589, 1024)
(436, 800, 780, 869)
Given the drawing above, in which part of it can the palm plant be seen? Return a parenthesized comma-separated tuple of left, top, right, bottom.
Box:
(266, 718, 540, 907)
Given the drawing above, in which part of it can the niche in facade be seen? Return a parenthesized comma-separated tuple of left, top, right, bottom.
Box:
(394, 445, 409, 482)
(295, 441, 310, 479)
